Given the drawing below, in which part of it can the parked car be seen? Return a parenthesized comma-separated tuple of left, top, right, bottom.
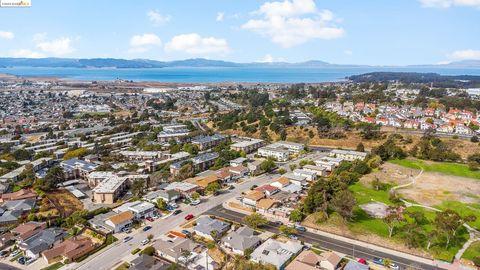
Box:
(143, 225, 152, 232)
(141, 239, 150, 245)
(122, 228, 132, 234)
(17, 256, 31, 265)
(190, 200, 201, 206)
(372, 257, 384, 265)
(289, 234, 299, 240)
(228, 185, 235, 190)
(389, 263, 400, 270)
(123, 236, 133, 243)
(181, 230, 192, 237)
(185, 214, 194, 220)
(146, 217, 154, 222)
(173, 210, 182, 215)
(272, 221, 283, 226)
(295, 226, 306, 232)
(168, 203, 179, 209)
(357, 258, 368, 265)
(10, 250, 21, 257)
(0, 250, 9, 257)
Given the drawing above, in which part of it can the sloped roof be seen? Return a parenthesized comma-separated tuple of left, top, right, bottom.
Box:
(108, 211, 134, 225)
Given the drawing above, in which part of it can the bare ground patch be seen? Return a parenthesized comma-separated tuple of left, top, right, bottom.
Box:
(362, 163, 480, 206)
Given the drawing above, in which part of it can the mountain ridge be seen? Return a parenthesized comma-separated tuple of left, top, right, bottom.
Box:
(0, 57, 478, 69)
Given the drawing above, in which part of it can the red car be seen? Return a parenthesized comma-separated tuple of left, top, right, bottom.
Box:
(185, 214, 194, 220)
(146, 217, 154, 222)
(357, 258, 367, 265)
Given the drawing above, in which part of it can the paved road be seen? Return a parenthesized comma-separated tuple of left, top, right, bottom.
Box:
(68, 174, 278, 270)
(206, 205, 443, 270)
(0, 263, 20, 270)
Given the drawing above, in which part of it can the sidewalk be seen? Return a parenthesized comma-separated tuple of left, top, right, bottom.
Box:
(222, 201, 448, 269)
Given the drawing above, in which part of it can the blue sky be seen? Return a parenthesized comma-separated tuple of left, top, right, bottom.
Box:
(0, 0, 479, 65)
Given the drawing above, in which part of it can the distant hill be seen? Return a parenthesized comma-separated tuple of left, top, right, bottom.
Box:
(348, 72, 480, 87)
(439, 60, 480, 68)
(0, 57, 479, 69)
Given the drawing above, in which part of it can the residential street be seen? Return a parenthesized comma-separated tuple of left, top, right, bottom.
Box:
(67, 174, 278, 270)
(206, 205, 444, 270)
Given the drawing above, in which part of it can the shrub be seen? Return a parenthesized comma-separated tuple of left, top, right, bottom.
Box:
(131, 248, 141, 255)
(141, 246, 155, 256)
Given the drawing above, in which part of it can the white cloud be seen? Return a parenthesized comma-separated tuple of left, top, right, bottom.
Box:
(165, 33, 230, 55)
(147, 10, 171, 26)
(0, 31, 14, 40)
(447, 49, 480, 61)
(257, 0, 317, 18)
(261, 54, 274, 63)
(11, 49, 45, 58)
(242, 0, 344, 47)
(420, 0, 480, 8)
(216, 12, 225, 22)
(130, 33, 162, 47)
(36, 37, 75, 56)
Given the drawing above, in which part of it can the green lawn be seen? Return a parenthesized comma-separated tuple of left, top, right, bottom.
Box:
(389, 159, 480, 180)
(462, 241, 480, 261)
(41, 262, 64, 270)
(435, 201, 480, 230)
(347, 183, 469, 262)
(349, 182, 393, 206)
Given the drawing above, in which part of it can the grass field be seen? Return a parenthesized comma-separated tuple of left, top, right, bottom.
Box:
(349, 182, 394, 206)
(389, 159, 480, 180)
(435, 201, 480, 230)
(347, 182, 471, 261)
(462, 241, 480, 261)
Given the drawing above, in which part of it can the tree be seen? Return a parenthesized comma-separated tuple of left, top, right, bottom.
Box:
(210, 230, 220, 241)
(19, 164, 35, 183)
(426, 230, 439, 250)
(471, 136, 479, 143)
(260, 158, 276, 172)
(289, 164, 297, 171)
(63, 147, 88, 160)
(12, 149, 31, 161)
(37, 166, 65, 191)
(289, 209, 304, 222)
(403, 223, 424, 248)
(177, 163, 194, 180)
(191, 192, 200, 200)
(407, 211, 428, 225)
(147, 234, 154, 241)
(243, 213, 267, 229)
(331, 190, 356, 221)
(206, 182, 222, 194)
(156, 198, 167, 211)
(383, 206, 404, 238)
(434, 210, 464, 248)
(141, 246, 155, 256)
(131, 179, 145, 197)
(279, 225, 296, 236)
(356, 143, 365, 152)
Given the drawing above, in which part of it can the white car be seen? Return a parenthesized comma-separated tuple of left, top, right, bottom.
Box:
(168, 203, 179, 209)
(190, 200, 201, 206)
(141, 239, 150, 245)
(10, 250, 21, 257)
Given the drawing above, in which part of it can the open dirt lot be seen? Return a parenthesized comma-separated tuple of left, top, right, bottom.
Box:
(46, 189, 84, 217)
(362, 163, 480, 206)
